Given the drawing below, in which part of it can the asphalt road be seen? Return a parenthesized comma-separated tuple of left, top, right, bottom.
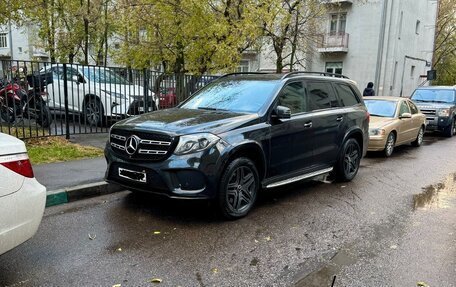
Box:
(1, 135, 455, 287)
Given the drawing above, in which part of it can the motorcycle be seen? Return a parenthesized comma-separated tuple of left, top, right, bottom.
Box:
(0, 73, 52, 128)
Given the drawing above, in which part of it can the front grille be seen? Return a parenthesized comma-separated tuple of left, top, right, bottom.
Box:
(420, 109, 436, 116)
(110, 128, 176, 161)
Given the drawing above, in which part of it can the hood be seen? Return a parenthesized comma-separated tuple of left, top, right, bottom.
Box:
(113, 108, 259, 135)
(369, 116, 395, 129)
(413, 101, 454, 109)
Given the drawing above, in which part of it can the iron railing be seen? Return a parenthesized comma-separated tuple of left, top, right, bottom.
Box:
(0, 60, 218, 139)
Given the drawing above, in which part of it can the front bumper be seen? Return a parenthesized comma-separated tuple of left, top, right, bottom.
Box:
(424, 116, 451, 132)
(0, 178, 46, 255)
(367, 136, 387, 151)
(104, 143, 226, 199)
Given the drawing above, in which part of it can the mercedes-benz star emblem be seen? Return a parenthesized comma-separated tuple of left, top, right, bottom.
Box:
(125, 135, 139, 155)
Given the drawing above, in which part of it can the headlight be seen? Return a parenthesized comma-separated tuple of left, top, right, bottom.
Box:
(174, 133, 221, 155)
(438, 109, 450, 117)
(102, 90, 126, 100)
(369, 128, 386, 136)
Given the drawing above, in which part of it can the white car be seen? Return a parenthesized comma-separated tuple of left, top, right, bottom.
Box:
(0, 133, 46, 255)
(41, 65, 158, 126)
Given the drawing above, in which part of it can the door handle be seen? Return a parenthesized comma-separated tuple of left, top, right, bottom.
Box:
(336, 116, 344, 122)
(303, 121, 312, 128)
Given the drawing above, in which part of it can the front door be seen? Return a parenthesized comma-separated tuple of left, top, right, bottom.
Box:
(268, 81, 314, 179)
(397, 100, 414, 143)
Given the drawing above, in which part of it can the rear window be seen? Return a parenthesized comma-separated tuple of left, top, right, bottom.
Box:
(365, 99, 397, 118)
(307, 81, 340, 110)
(411, 89, 455, 104)
(333, 83, 360, 106)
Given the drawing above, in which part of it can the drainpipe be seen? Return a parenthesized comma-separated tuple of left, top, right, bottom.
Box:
(374, 0, 388, 96)
(8, 20, 13, 60)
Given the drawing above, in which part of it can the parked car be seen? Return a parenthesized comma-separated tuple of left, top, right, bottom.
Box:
(0, 132, 46, 255)
(410, 86, 456, 137)
(105, 72, 369, 219)
(159, 87, 177, 109)
(365, 97, 426, 157)
(41, 65, 159, 126)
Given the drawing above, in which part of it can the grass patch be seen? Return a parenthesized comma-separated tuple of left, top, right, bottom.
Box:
(25, 137, 104, 165)
(0, 125, 49, 139)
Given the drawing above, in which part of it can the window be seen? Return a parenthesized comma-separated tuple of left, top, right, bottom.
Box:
(334, 83, 360, 106)
(0, 33, 7, 48)
(365, 100, 397, 118)
(415, 20, 421, 34)
(407, 101, 419, 114)
(329, 13, 346, 35)
(411, 65, 416, 78)
(399, 101, 411, 116)
(277, 82, 306, 114)
(236, 60, 250, 73)
(307, 81, 340, 110)
(325, 62, 343, 75)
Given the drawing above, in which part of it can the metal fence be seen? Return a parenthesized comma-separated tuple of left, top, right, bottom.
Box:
(0, 60, 218, 139)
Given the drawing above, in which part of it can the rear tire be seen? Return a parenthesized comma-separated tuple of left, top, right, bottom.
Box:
(334, 138, 361, 182)
(443, 118, 456, 137)
(218, 157, 259, 220)
(411, 126, 424, 147)
(383, 132, 395, 157)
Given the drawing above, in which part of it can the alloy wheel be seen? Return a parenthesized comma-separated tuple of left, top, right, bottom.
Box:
(343, 142, 360, 178)
(417, 128, 424, 145)
(385, 134, 395, 157)
(86, 101, 100, 126)
(226, 166, 256, 214)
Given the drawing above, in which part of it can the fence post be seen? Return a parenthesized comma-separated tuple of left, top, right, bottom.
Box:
(143, 68, 149, 112)
(62, 63, 70, 139)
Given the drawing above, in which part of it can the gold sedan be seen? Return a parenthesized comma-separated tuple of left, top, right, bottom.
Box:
(364, 96, 426, 157)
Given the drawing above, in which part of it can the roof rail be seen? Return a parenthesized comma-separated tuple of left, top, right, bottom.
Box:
(281, 71, 349, 80)
(219, 72, 271, 79)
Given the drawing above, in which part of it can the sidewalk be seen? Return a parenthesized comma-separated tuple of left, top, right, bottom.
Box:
(33, 133, 123, 206)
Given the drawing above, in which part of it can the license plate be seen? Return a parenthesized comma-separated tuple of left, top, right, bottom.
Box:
(119, 167, 147, 183)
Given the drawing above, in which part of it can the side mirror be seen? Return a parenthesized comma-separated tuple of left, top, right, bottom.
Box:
(400, 112, 412, 119)
(273, 105, 291, 120)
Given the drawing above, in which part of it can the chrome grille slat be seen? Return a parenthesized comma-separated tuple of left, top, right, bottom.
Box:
(109, 129, 174, 161)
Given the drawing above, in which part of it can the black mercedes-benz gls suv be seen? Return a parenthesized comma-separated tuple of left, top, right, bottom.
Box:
(105, 72, 369, 219)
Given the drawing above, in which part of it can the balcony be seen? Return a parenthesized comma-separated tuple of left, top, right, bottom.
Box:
(317, 33, 349, 53)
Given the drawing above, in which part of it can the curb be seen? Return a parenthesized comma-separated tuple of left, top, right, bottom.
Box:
(46, 182, 124, 207)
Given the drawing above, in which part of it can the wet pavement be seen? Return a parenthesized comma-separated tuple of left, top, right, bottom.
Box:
(1, 135, 456, 286)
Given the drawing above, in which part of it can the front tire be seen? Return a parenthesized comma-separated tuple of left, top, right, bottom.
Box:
(0, 105, 15, 123)
(443, 118, 456, 137)
(411, 126, 424, 147)
(334, 138, 361, 182)
(35, 103, 52, 128)
(84, 97, 104, 127)
(383, 132, 395, 157)
(218, 157, 259, 220)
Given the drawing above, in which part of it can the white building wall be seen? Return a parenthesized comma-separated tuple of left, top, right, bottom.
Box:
(307, 0, 437, 97)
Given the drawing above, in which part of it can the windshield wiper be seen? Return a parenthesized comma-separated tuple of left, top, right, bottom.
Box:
(197, 106, 228, 111)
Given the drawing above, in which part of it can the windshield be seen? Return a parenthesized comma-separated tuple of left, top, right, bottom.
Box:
(365, 100, 397, 118)
(411, 89, 455, 103)
(82, 67, 130, 85)
(180, 79, 280, 113)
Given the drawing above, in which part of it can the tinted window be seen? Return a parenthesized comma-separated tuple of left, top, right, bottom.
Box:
(181, 79, 280, 113)
(307, 81, 340, 110)
(408, 100, 419, 114)
(365, 99, 397, 118)
(399, 101, 411, 115)
(411, 89, 455, 103)
(334, 83, 359, 106)
(277, 82, 306, 114)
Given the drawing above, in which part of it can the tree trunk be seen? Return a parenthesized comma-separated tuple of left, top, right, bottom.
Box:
(83, 0, 90, 65)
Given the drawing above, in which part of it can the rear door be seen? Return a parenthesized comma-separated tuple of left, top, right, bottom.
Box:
(407, 99, 424, 136)
(305, 80, 345, 168)
(268, 81, 314, 178)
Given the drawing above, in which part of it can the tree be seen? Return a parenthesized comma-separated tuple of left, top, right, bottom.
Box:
(261, 0, 325, 73)
(112, 0, 266, 101)
(433, 0, 456, 85)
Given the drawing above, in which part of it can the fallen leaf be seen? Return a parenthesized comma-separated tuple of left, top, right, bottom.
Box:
(149, 278, 162, 283)
(417, 282, 428, 287)
(341, 185, 346, 188)
(117, 248, 122, 252)
(390, 245, 398, 250)
(211, 268, 218, 273)
(153, 231, 161, 235)
(112, 284, 121, 287)
(254, 239, 259, 243)
(88, 234, 96, 240)
(264, 236, 271, 241)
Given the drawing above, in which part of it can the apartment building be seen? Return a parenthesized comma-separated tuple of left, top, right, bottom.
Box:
(248, 0, 438, 97)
